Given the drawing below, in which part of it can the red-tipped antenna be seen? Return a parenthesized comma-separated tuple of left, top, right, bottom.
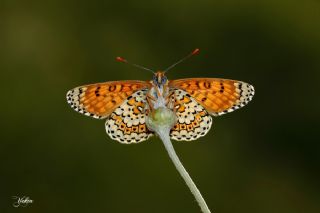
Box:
(191, 48, 200, 55)
(116, 56, 127, 63)
(164, 48, 200, 73)
(116, 56, 154, 73)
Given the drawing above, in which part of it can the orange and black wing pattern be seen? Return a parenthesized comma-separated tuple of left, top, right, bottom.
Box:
(66, 81, 151, 119)
(169, 78, 254, 116)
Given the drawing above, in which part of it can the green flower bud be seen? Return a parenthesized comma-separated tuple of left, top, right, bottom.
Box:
(146, 107, 176, 131)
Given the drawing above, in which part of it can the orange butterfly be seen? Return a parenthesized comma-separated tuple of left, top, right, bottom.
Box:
(66, 49, 254, 143)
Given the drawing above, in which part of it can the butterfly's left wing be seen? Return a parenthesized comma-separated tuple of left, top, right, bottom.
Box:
(169, 78, 254, 116)
(66, 81, 150, 119)
(105, 89, 154, 144)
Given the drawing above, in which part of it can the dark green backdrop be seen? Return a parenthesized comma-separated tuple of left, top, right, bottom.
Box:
(1, 0, 320, 212)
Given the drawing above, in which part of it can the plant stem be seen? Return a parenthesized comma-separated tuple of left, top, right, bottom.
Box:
(156, 127, 211, 213)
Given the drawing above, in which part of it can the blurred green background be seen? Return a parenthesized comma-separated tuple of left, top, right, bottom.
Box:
(1, 0, 320, 212)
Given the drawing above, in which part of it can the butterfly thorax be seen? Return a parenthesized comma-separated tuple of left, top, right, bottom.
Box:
(148, 71, 171, 110)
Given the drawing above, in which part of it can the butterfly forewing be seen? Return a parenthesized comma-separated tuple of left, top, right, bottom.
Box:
(169, 78, 254, 116)
(170, 89, 212, 141)
(66, 81, 150, 119)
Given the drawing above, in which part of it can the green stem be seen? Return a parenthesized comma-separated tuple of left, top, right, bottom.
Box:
(156, 127, 211, 213)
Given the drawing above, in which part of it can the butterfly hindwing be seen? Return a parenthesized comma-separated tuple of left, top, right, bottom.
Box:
(105, 89, 154, 144)
(66, 81, 150, 119)
(170, 89, 212, 141)
(169, 78, 254, 116)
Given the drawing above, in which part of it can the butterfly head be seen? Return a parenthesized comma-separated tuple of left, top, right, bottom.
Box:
(153, 71, 168, 87)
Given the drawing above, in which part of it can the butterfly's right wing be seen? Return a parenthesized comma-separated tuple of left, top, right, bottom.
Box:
(170, 89, 213, 141)
(169, 78, 254, 116)
(66, 81, 150, 119)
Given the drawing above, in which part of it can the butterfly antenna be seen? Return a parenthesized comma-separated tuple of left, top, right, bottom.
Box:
(116, 57, 155, 74)
(164, 48, 200, 73)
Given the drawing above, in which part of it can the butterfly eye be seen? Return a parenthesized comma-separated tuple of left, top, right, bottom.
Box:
(162, 77, 167, 84)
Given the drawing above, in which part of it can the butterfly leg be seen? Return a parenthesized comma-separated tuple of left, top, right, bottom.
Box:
(146, 94, 156, 112)
(165, 91, 175, 110)
(171, 96, 177, 114)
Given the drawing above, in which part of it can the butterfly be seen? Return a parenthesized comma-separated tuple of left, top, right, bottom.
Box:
(66, 49, 254, 144)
